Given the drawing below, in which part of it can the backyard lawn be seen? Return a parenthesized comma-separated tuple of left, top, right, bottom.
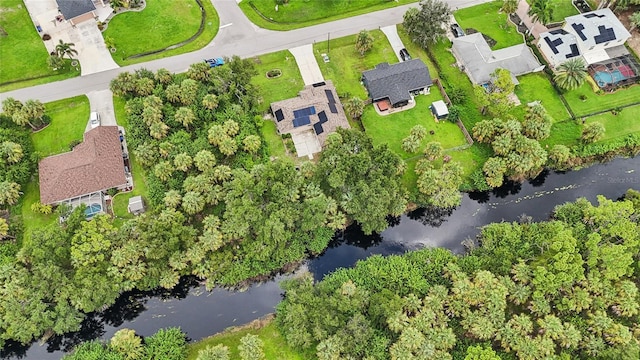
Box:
(31, 96, 89, 157)
(526, 0, 579, 23)
(0, 0, 79, 90)
(186, 320, 312, 360)
(313, 30, 397, 99)
(515, 73, 571, 122)
(103, 0, 219, 66)
(239, 0, 418, 30)
(20, 180, 57, 240)
(585, 104, 640, 142)
(541, 120, 582, 148)
(261, 120, 287, 159)
(454, 0, 524, 49)
(564, 83, 640, 117)
(111, 96, 149, 219)
(251, 50, 304, 113)
(362, 95, 468, 158)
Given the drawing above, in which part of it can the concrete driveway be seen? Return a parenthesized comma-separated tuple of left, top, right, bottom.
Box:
(85, 89, 117, 132)
(289, 44, 325, 85)
(380, 25, 405, 62)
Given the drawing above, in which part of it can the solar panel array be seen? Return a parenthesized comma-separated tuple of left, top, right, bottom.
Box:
(544, 36, 563, 55)
(313, 123, 324, 135)
(567, 44, 580, 58)
(325, 90, 335, 103)
(549, 29, 568, 35)
(328, 102, 338, 114)
(293, 106, 316, 118)
(318, 111, 328, 124)
(584, 13, 605, 19)
(293, 116, 311, 128)
(571, 23, 587, 41)
(594, 25, 616, 44)
(275, 109, 284, 122)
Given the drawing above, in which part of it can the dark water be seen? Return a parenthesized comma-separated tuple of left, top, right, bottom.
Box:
(4, 157, 639, 359)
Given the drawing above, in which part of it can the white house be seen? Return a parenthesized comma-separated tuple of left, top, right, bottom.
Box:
(538, 8, 632, 67)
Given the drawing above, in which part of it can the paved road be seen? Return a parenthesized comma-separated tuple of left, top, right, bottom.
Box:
(1, 0, 490, 103)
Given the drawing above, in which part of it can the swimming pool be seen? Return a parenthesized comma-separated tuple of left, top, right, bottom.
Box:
(84, 203, 103, 218)
(593, 70, 626, 87)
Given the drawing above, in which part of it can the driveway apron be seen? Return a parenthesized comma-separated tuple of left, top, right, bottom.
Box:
(380, 25, 405, 62)
(85, 89, 117, 132)
(70, 20, 119, 76)
(289, 44, 325, 85)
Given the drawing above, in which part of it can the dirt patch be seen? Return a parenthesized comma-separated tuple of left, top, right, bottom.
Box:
(618, 9, 640, 57)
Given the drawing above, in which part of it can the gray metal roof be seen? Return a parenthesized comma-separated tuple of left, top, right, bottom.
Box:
(56, 0, 96, 20)
(362, 59, 433, 106)
(128, 196, 144, 211)
(451, 33, 542, 85)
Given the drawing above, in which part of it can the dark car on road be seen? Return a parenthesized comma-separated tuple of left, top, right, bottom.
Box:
(399, 48, 411, 61)
(450, 23, 465, 38)
(204, 57, 225, 68)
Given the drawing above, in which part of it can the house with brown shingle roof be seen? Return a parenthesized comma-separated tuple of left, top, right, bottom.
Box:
(39, 126, 129, 209)
(270, 81, 350, 159)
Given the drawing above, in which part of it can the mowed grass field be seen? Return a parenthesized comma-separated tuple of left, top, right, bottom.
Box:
(251, 50, 304, 113)
(103, 0, 219, 65)
(0, 0, 79, 90)
(454, 0, 523, 49)
(585, 104, 640, 142)
(31, 96, 90, 157)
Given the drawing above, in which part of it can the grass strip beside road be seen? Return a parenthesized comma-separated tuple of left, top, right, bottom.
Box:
(239, 0, 418, 31)
(104, 0, 219, 66)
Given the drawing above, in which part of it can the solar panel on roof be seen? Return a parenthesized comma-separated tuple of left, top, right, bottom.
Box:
(594, 25, 616, 44)
(274, 109, 284, 122)
(313, 123, 324, 135)
(328, 102, 338, 114)
(584, 13, 604, 19)
(325, 90, 335, 103)
(549, 29, 568, 35)
(318, 111, 328, 124)
(293, 106, 316, 118)
(544, 37, 560, 55)
(571, 23, 587, 41)
(566, 44, 580, 58)
(292, 116, 311, 128)
(312, 82, 326, 87)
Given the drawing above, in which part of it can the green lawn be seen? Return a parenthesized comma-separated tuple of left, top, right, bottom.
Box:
(515, 73, 571, 122)
(362, 95, 467, 157)
(585, 104, 640, 142)
(20, 180, 57, 240)
(111, 96, 149, 219)
(103, 0, 219, 66)
(261, 120, 287, 159)
(541, 120, 582, 148)
(186, 320, 311, 360)
(251, 51, 304, 113)
(0, 0, 79, 90)
(239, 0, 418, 31)
(31, 96, 89, 157)
(564, 83, 640, 117)
(313, 30, 397, 99)
(454, 0, 524, 49)
(526, 0, 579, 23)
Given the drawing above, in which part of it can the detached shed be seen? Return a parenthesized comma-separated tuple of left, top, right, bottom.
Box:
(128, 196, 145, 215)
(431, 100, 449, 119)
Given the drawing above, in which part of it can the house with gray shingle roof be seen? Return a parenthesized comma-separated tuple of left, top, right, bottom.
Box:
(451, 33, 543, 86)
(56, 0, 98, 26)
(361, 59, 433, 108)
(538, 8, 632, 67)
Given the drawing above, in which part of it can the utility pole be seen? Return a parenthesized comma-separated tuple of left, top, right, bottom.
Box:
(327, 32, 330, 53)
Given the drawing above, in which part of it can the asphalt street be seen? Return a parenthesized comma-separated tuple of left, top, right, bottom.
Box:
(0, 0, 491, 103)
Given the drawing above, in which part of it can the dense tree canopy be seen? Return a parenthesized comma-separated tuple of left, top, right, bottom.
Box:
(277, 191, 640, 359)
(403, 0, 452, 48)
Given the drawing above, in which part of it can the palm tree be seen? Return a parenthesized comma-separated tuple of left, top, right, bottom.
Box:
(149, 121, 169, 139)
(182, 191, 205, 215)
(242, 135, 261, 154)
(2, 141, 24, 163)
(196, 344, 230, 360)
(194, 150, 216, 171)
(501, 0, 518, 15)
(173, 153, 193, 172)
(581, 122, 605, 144)
(355, 30, 374, 56)
(134, 142, 158, 168)
(163, 190, 182, 209)
(218, 136, 238, 156)
(22, 99, 46, 127)
(55, 39, 78, 59)
(528, 0, 553, 25)
(344, 97, 365, 119)
(554, 58, 588, 91)
(630, 12, 640, 32)
(153, 161, 174, 181)
(155, 68, 173, 85)
(223, 120, 239, 137)
(0, 181, 21, 206)
(423, 141, 442, 161)
(0, 218, 9, 240)
(1, 97, 23, 117)
(202, 94, 219, 111)
(174, 107, 196, 130)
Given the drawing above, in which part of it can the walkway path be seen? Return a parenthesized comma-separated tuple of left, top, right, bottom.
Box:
(515, 0, 548, 39)
(289, 44, 324, 85)
(380, 25, 405, 62)
(1, 0, 493, 103)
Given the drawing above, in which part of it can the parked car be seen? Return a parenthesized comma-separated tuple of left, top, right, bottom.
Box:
(450, 23, 465, 38)
(204, 57, 225, 68)
(399, 48, 411, 61)
(89, 111, 100, 128)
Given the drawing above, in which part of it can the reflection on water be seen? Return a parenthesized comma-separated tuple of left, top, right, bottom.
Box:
(4, 157, 640, 359)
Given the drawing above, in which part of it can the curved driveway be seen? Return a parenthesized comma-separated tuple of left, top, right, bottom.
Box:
(1, 0, 489, 103)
